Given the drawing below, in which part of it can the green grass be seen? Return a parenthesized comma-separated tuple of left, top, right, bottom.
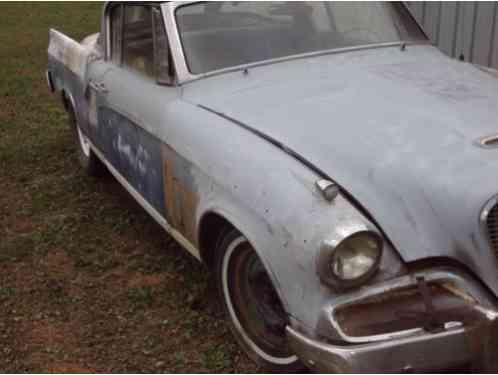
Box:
(0, 3, 260, 373)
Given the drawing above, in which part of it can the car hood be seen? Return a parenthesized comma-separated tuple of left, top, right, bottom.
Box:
(183, 45, 498, 293)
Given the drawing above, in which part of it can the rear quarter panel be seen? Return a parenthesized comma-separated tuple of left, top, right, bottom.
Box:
(47, 29, 92, 135)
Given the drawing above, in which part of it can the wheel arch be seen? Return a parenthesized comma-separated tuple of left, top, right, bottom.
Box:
(198, 211, 235, 270)
(60, 88, 89, 138)
(196, 208, 289, 312)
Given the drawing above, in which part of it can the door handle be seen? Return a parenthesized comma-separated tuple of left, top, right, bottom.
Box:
(88, 80, 109, 94)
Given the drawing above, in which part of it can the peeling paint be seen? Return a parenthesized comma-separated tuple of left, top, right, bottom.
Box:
(116, 133, 133, 164)
(162, 144, 199, 244)
(48, 29, 89, 80)
(48, 4, 498, 361)
(184, 44, 498, 302)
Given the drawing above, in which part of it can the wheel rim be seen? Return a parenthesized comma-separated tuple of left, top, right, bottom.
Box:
(222, 236, 297, 365)
(76, 125, 91, 158)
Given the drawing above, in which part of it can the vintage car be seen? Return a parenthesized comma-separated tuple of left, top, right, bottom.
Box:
(47, 1, 498, 373)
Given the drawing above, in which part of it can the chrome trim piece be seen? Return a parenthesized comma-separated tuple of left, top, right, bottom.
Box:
(480, 194, 498, 250)
(290, 269, 498, 372)
(480, 195, 498, 226)
(88, 80, 108, 95)
(315, 179, 339, 202)
(161, 2, 431, 85)
(161, 2, 192, 85)
(179, 42, 408, 84)
(287, 323, 478, 373)
(89, 141, 201, 260)
(476, 134, 498, 149)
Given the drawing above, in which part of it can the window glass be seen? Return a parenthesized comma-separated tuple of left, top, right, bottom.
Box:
(123, 5, 154, 77)
(176, 2, 426, 74)
(153, 8, 171, 83)
(327, 2, 399, 43)
(110, 5, 122, 64)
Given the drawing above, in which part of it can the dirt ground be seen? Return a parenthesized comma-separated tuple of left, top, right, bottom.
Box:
(0, 3, 261, 372)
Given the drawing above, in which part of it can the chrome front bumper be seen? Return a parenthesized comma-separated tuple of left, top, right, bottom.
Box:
(287, 269, 498, 373)
(288, 320, 498, 373)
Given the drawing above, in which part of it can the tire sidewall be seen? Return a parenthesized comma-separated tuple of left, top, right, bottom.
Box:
(214, 229, 303, 373)
(67, 105, 103, 176)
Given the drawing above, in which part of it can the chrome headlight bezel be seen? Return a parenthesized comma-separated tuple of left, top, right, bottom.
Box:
(317, 228, 383, 290)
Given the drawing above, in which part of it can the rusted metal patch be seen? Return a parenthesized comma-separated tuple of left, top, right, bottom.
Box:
(334, 282, 480, 338)
(162, 144, 199, 244)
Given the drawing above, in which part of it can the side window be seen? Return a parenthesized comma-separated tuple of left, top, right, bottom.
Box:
(110, 5, 123, 64)
(152, 8, 172, 84)
(123, 5, 154, 77)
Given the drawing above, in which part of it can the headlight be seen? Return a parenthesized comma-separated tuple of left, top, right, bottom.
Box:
(318, 230, 383, 289)
(331, 232, 382, 281)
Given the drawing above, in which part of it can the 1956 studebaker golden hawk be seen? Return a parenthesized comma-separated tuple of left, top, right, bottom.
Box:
(47, 1, 498, 372)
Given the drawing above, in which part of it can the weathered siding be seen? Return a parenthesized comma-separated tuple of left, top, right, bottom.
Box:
(407, 2, 498, 69)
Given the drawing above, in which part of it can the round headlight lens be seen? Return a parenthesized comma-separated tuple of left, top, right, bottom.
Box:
(331, 231, 382, 282)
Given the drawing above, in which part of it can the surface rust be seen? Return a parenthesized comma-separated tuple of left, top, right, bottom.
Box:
(335, 283, 481, 338)
(162, 144, 199, 244)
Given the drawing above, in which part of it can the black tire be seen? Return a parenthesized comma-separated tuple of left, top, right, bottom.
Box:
(214, 229, 304, 373)
(67, 104, 105, 177)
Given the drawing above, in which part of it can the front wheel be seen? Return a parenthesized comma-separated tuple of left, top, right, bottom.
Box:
(214, 229, 303, 372)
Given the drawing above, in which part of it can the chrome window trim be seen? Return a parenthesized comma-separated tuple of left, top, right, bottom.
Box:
(161, 1, 431, 85)
(103, 2, 116, 62)
(161, 2, 193, 85)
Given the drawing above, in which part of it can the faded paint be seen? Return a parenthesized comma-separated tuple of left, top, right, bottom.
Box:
(181, 44, 498, 303)
(96, 107, 166, 217)
(162, 143, 199, 244)
(47, 2, 498, 371)
(48, 29, 90, 80)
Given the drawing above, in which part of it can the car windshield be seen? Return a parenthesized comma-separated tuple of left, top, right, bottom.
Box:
(175, 1, 427, 75)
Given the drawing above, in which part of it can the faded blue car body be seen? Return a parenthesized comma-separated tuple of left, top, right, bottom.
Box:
(47, 2, 498, 372)
(183, 44, 498, 297)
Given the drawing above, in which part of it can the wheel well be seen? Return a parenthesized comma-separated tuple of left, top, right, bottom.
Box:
(198, 212, 235, 270)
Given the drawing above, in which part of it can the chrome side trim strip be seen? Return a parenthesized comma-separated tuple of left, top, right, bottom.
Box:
(89, 141, 201, 260)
